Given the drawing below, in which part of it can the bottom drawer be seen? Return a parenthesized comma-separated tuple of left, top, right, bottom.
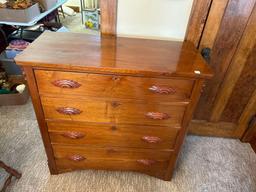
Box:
(53, 145, 172, 179)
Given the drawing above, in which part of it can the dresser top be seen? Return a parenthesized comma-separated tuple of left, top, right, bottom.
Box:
(15, 32, 213, 78)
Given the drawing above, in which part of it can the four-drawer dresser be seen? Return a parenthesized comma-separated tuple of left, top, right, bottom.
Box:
(15, 32, 213, 181)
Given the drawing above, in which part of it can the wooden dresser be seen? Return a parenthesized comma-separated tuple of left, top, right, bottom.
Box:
(15, 32, 213, 181)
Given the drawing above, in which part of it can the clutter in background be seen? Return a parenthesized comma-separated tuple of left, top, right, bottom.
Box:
(84, 9, 99, 30)
(5, 40, 29, 59)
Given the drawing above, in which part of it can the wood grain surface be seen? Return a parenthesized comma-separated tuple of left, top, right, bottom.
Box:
(53, 145, 171, 179)
(15, 32, 213, 79)
(23, 67, 58, 174)
(16, 32, 212, 180)
(35, 70, 194, 102)
(195, 0, 256, 120)
(211, 6, 256, 122)
(100, 0, 117, 35)
(48, 121, 180, 149)
(199, 0, 229, 51)
(185, 0, 213, 48)
(41, 96, 187, 127)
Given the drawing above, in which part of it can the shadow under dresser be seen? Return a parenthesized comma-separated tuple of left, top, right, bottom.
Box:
(15, 32, 213, 181)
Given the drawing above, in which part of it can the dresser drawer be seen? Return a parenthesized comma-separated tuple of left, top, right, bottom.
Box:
(48, 121, 180, 149)
(41, 97, 187, 127)
(53, 145, 170, 177)
(35, 70, 194, 101)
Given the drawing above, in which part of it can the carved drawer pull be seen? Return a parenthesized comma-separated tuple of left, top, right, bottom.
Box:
(149, 85, 176, 95)
(52, 79, 81, 88)
(61, 132, 85, 139)
(111, 101, 121, 108)
(137, 159, 156, 166)
(56, 107, 82, 115)
(145, 112, 170, 120)
(112, 76, 121, 81)
(68, 155, 86, 162)
(142, 136, 161, 144)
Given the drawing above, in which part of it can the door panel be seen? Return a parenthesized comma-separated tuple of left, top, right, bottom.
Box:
(221, 45, 256, 123)
(211, 8, 256, 122)
(195, 0, 256, 120)
(186, 0, 256, 139)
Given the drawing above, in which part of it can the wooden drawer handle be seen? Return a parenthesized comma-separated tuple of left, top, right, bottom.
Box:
(145, 112, 170, 120)
(61, 132, 85, 139)
(149, 85, 176, 95)
(56, 107, 82, 115)
(68, 155, 86, 162)
(52, 79, 81, 88)
(112, 76, 121, 81)
(137, 159, 156, 166)
(142, 136, 161, 144)
(111, 101, 121, 108)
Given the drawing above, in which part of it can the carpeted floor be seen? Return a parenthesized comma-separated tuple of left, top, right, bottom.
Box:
(0, 100, 256, 192)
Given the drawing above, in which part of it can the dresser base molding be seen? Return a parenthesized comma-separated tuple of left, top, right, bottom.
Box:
(16, 33, 213, 181)
(53, 145, 172, 180)
(56, 163, 168, 180)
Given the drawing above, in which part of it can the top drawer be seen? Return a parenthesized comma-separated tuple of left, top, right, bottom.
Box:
(35, 70, 194, 101)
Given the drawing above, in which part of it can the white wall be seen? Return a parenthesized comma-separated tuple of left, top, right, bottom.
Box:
(64, 0, 194, 40)
(117, 0, 193, 40)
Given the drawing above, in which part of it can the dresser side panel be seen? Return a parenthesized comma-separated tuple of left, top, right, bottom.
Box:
(23, 66, 58, 174)
(164, 79, 205, 180)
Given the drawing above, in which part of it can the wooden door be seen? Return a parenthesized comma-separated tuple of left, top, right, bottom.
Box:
(186, 0, 256, 138)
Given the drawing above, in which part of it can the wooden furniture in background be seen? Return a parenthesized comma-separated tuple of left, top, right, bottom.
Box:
(99, 0, 117, 35)
(0, 161, 21, 192)
(15, 32, 212, 180)
(186, 0, 256, 139)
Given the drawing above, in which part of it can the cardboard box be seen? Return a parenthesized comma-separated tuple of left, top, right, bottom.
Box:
(0, 76, 29, 106)
(37, 0, 58, 11)
(0, 3, 40, 23)
(0, 86, 29, 105)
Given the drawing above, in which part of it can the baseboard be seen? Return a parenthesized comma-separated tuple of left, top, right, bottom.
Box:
(250, 141, 256, 153)
(188, 120, 239, 138)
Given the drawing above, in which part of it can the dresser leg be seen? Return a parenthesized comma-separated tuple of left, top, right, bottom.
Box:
(48, 162, 59, 175)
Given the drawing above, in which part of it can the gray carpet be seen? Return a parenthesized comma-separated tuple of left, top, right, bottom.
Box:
(1, 100, 256, 192)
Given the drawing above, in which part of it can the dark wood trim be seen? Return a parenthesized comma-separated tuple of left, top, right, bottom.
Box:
(242, 115, 256, 142)
(100, 0, 117, 35)
(188, 120, 238, 138)
(23, 67, 58, 174)
(241, 115, 256, 152)
(185, 0, 212, 48)
(198, 0, 229, 51)
(236, 89, 256, 138)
